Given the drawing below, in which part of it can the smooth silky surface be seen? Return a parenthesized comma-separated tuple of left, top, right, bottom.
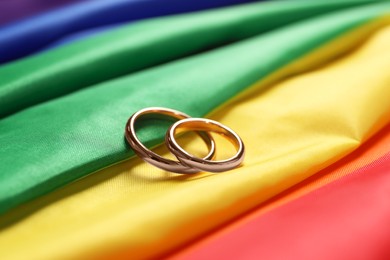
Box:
(172, 153, 390, 260)
(0, 0, 82, 26)
(1, 3, 385, 213)
(0, 0, 374, 118)
(44, 0, 382, 50)
(45, 23, 120, 50)
(0, 0, 83, 26)
(259, 123, 390, 213)
(171, 122, 390, 259)
(0, 0, 258, 64)
(1, 16, 390, 260)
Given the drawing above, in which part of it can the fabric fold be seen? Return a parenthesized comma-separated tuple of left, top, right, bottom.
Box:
(170, 152, 390, 260)
(0, 0, 382, 118)
(170, 122, 390, 259)
(0, 0, 258, 64)
(1, 2, 389, 214)
(1, 8, 390, 260)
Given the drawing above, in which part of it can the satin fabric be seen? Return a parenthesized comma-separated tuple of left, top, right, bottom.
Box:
(45, 23, 119, 50)
(170, 153, 390, 260)
(1, 16, 390, 260)
(0, 0, 258, 64)
(170, 122, 390, 259)
(258, 123, 390, 214)
(1, 2, 386, 214)
(0, 0, 375, 118)
(0, 0, 82, 26)
(44, 0, 383, 51)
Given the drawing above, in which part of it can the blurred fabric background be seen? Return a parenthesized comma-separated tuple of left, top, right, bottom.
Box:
(0, 0, 84, 25)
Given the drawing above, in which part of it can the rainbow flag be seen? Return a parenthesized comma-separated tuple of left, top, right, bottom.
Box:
(0, 0, 390, 259)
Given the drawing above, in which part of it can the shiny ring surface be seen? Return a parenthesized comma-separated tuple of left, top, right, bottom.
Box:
(166, 118, 245, 172)
(125, 107, 216, 174)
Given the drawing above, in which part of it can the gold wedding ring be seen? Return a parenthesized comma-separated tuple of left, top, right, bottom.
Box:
(124, 107, 245, 173)
(166, 118, 245, 172)
(124, 107, 216, 174)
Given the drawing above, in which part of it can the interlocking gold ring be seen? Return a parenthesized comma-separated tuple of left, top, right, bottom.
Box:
(124, 107, 216, 174)
(166, 118, 245, 172)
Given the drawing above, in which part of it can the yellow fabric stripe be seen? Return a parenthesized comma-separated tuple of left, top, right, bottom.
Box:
(1, 17, 390, 260)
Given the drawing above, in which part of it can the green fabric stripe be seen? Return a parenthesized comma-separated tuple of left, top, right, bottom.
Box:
(0, 3, 389, 214)
(0, 0, 381, 118)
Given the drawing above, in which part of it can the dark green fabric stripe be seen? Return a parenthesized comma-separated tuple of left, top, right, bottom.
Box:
(0, 0, 381, 118)
(0, 3, 389, 213)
